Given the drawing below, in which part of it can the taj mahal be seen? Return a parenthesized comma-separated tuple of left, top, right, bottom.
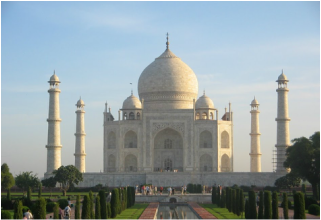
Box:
(44, 35, 290, 187)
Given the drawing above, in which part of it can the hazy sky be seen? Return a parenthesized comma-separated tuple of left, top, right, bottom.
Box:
(1, 1, 320, 179)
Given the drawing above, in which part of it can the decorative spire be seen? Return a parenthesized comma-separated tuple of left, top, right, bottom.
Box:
(166, 32, 170, 50)
(282, 69, 283, 74)
(54, 70, 55, 75)
(203, 90, 205, 96)
(105, 102, 107, 112)
(131, 89, 133, 96)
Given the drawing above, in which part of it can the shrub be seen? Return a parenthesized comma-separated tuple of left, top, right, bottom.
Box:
(46, 201, 56, 212)
(264, 191, 272, 219)
(248, 191, 257, 219)
(107, 202, 111, 218)
(13, 200, 23, 219)
(239, 189, 245, 218)
(227, 187, 231, 212)
(75, 194, 80, 219)
(38, 184, 42, 198)
(272, 191, 279, 219)
(240, 185, 251, 192)
(89, 191, 94, 218)
(196, 184, 202, 193)
(305, 197, 318, 210)
(27, 186, 32, 201)
(282, 192, 289, 219)
(217, 186, 221, 206)
(1, 198, 13, 210)
(111, 188, 120, 218)
(33, 197, 47, 219)
(53, 203, 59, 219)
(57, 199, 68, 209)
(245, 199, 249, 219)
(99, 190, 107, 218)
(211, 187, 216, 204)
(221, 189, 226, 208)
(308, 204, 320, 216)
(231, 189, 236, 214)
(22, 206, 30, 213)
(235, 189, 240, 216)
(81, 195, 91, 219)
(95, 195, 101, 219)
(187, 183, 193, 193)
(1, 210, 12, 219)
(294, 192, 306, 219)
(258, 191, 264, 219)
(7, 189, 11, 201)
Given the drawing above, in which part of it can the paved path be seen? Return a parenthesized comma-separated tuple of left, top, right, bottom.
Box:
(139, 202, 159, 219)
(188, 202, 217, 219)
(278, 207, 319, 219)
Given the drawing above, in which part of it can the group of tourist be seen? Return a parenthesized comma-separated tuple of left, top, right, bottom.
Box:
(135, 185, 190, 195)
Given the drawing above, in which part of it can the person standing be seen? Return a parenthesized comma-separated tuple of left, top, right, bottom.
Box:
(64, 205, 71, 219)
(160, 186, 163, 195)
(23, 209, 33, 219)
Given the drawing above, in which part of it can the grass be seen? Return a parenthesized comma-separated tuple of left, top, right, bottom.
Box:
(114, 203, 149, 219)
(200, 204, 244, 219)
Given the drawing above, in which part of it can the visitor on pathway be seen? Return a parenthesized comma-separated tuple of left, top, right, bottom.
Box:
(59, 207, 64, 219)
(155, 186, 157, 195)
(64, 204, 71, 219)
(23, 209, 33, 219)
(172, 187, 175, 195)
(184, 185, 187, 195)
(160, 186, 163, 195)
(181, 186, 184, 195)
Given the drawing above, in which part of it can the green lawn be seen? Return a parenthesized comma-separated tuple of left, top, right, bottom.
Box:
(200, 204, 244, 219)
(114, 203, 149, 219)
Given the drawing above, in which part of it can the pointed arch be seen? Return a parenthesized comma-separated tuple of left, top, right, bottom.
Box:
(200, 130, 212, 148)
(124, 130, 137, 148)
(200, 154, 212, 172)
(129, 112, 135, 120)
(202, 112, 208, 119)
(221, 131, 229, 148)
(108, 132, 116, 149)
(196, 112, 200, 120)
(108, 154, 116, 172)
(125, 154, 137, 172)
(221, 154, 230, 172)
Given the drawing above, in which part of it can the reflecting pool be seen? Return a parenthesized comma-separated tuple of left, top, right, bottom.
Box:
(156, 203, 199, 219)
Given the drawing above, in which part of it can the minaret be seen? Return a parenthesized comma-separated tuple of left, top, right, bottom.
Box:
(45, 71, 62, 175)
(275, 70, 290, 174)
(249, 97, 262, 172)
(74, 97, 86, 173)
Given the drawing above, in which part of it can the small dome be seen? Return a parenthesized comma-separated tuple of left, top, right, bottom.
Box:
(195, 94, 214, 109)
(277, 71, 289, 82)
(49, 72, 60, 82)
(251, 97, 259, 105)
(76, 97, 85, 107)
(122, 94, 142, 109)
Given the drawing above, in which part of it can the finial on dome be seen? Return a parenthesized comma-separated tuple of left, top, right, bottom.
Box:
(203, 90, 205, 96)
(282, 69, 283, 74)
(54, 70, 55, 75)
(131, 89, 133, 96)
(166, 32, 170, 49)
(105, 101, 107, 112)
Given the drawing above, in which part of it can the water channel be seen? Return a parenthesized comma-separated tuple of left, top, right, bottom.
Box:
(156, 203, 199, 219)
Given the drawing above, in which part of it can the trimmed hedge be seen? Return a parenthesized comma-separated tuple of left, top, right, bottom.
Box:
(33, 197, 47, 219)
(46, 201, 56, 212)
(99, 190, 107, 219)
(258, 191, 264, 219)
(221, 189, 226, 208)
(264, 191, 272, 219)
(211, 187, 216, 204)
(111, 188, 120, 218)
(1, 210, 12, 219)
(75, 194, 80, 219)
(308, 204, 320, 216)
(95, 195, 101, 219)
(57, 199, 68, 209)
(248, 191, 257, 219)
(294, 192, 306, 219)
(272, 191, 279, 219)
(13, 200, 23, 219)
(283, 192, 289, 219)
(53, 203, 59, 219)
(81, 195, 91, 219)
(239, 189, 245, 218)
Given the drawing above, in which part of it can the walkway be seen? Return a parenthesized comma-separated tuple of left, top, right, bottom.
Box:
(188, 202, 217, 219)
(278, 207, 319, 219)
(139, 202, 159, 219)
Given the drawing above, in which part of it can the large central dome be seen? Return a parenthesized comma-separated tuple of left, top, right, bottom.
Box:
(138, 45, 198, 110)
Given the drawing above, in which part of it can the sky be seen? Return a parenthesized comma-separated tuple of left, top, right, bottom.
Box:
(1, 1, 320, 179)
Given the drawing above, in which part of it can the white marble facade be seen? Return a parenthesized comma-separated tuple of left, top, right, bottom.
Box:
(103, 39, 233, 174)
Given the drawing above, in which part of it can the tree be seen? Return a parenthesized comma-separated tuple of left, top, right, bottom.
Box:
(283, 192, 289, 219)
(235, 189, 240, 216)
(81, 195, 91, 219)
(53, 203, 59, 219)
(89, 191, 94, 218)
(274, 173, 301, 190)
(211, 187, 216, 204)
(245, 199, 250, 219)
(13, 200, 23, 219)
(264, 191, 272, 219)
(52, 165, 83, 196)
(15, 171, 40, 195)
(99, 190, 107, 218)
(221, 189, 226, 208)
(75, 195, 80, 219)
(258, 191, 264, 219)
(294, 192, 306, 219)
(95, 195, 101, 219)
(272, 191, 279, 219)
(239, 189, 245, 218)
(217, 186, 221, 207)
(33, 197, 47, 219)
(111, 188, 120, 218)
(41, 177, 57, 198)
(1, 163, 15, 200)
(248, 191, 257, 219)
(284, 131, 320, 199)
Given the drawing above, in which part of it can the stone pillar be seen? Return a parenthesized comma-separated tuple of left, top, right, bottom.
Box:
(74, 98, 86, 173)
(275, 71, 291, 174)
(249, 97, 262, 172)
(45, 72, 62, 175)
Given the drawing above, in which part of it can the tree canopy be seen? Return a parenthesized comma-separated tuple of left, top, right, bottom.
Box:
(15, 171, 40, 192)
(1, 163, 15, 190)
(52, 165, 83, 196)
(274, 173, 301, 190)
(284, 131, 320, 199)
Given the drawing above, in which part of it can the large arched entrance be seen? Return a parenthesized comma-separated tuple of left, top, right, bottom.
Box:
(154, 128, 183, 172)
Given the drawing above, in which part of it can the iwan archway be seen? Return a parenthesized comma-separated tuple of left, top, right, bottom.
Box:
(153, 128, 183, 172)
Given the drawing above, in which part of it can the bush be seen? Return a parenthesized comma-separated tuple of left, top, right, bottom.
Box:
(217, 186, 221, 206)
(46, 201, 56, 212)
(258, 191, 264, 219)
(282, 192, 289, 219)
(211, 187, 216, 204)
(1, 210, 12, 219)
(239, 189, 245, 217)
(13, 200, 23, 219)
(187, 183, 193, 193)
(196, 184, 202, 193)
(240, 185, 251, 192)
(294, 192, 306, 219)
(57, 199, 68, 209)
(272, 191, 279, 219)
(33, 197, 47, 219)
(248, 191, 257, 219)
(89, 191, 94, 218)
(111, 188, 120, 218)
(75, 194, 80, 219)
(107, 202, 111, 218)
(1, 198, 13, 210)
(245, 199, 250, 219)
(305, 197, 318, 210)
(99, 190, 107, 219)
(264, 191, 272, 219)
(53, 203, 59, 219)
(22, 206, 30, 213)
(308, 204, 320, 216)
(221, 189, 226, 208)
(81, 195, 91, 219)
(95, 195, 101, 219)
